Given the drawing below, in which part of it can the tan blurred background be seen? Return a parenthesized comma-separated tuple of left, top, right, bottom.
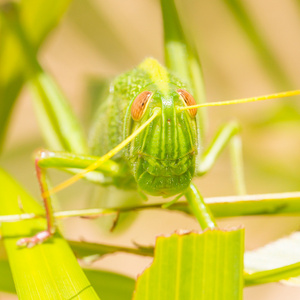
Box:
(1, 0, 300, 299)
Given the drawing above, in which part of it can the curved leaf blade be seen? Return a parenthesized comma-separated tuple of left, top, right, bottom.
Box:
(245, 231, 300, 286)
(0, 168, 100, 299)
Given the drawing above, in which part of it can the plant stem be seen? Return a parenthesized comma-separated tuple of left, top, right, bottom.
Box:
(1, 191, 300, 223)
(184, 183, 217, 229)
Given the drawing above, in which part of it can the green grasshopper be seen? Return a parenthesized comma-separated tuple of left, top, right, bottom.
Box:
(5, 0, 298, 247)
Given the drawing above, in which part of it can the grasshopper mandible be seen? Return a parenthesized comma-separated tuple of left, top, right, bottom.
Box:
(7, 0, 298, 247)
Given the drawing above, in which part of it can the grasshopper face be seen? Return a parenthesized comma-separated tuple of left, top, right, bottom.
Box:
(90, 58, 199, 196)
(128, 82, 198, 197)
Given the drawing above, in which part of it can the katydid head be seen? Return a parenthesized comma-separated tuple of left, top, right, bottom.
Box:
(125, 85, 199, 197)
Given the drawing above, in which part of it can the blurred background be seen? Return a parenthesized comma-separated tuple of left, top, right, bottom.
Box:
(1, 0, 300, 299)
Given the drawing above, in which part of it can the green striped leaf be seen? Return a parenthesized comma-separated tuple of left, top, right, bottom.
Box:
(0, 168, 100, 299)
(134, 229, 244, 300)
(0, 256, 135, 300)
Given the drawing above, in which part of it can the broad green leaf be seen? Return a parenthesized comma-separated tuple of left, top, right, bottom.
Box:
(0, 257, 135, 300)
(134, 229, 244, 300)
(244, 231, 300, 286)
(0, 168, 100, 299)
(0, 0, 71, 151)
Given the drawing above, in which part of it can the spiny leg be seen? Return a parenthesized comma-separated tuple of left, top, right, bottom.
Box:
(196, 121, 246, 195)
(16, 149, 121, 247)
(17, 154, 55, 247)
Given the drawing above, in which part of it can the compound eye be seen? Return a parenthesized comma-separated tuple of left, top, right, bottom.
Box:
(177, 89, 197, 118)
(131, 91, 153, 121)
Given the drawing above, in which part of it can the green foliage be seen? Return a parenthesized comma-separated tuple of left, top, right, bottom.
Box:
(0, 0, 72, 151)
(0, 0, 300, 299)
(134, 230, 244, 300)
(0, 168, 100, 299)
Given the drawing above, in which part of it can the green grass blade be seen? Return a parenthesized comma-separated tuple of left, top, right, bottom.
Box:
(134, 229, 244, 300)
(126, 192, 300, 217)
(29, 72, 88, 153)
(205, 192, 300, 217)
(1, 4, 88, 154)
(2, 192, 300, 226)
(0, 256, 135, 300)
(0, 168, 100, 299)
(0, 0, 71, 152)
(160, 0, 206, 142)
(245, 231, 300, 286)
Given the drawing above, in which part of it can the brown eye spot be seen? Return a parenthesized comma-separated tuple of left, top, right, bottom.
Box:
(177, 89, 197, 118)
(131, 91, 153, 121)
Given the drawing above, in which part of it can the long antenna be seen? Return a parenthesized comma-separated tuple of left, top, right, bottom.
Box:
(42, 108, 161, 198)
(178, 90, 300, 111)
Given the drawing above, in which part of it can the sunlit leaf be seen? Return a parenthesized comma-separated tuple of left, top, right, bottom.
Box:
(0, 168, 100, 299)
(134, 229, 244, 300)
(0, 257, 135, 300)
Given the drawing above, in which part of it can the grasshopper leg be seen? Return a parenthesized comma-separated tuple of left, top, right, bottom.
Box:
(17, 151, 56, 247)
(196, 121, 246, 195)
(16, 149, 123, 247)
(185, 183, 217, 230)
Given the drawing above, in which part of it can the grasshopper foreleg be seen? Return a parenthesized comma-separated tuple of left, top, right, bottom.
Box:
(196, 121, 246, 195)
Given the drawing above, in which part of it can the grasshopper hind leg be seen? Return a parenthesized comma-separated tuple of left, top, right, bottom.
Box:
(17, 151, 56, 247)
(16, 148, 132, 247)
